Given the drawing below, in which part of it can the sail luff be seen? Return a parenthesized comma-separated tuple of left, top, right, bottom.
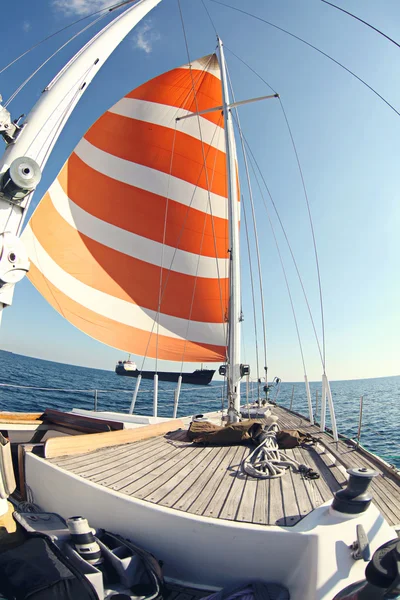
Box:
(218, 38, 241, 419)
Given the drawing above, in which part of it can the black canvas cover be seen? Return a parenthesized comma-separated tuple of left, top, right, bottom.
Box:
(0, 536, 97, 600)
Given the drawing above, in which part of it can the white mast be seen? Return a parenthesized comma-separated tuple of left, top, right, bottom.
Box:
(218, 38, 242, 422)
(0, 0, 161, 315)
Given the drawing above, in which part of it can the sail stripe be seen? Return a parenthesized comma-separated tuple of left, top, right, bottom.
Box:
(27, 262, 226, 361)
(74, 138, 228, 220)
(127, 63, 222, 126)
(28, 204, 228, 323)
(109, 98, 225, 152)
(180, 58, 221, 79)
(48, 178, 229, 278)
(24, 225, 227, 346)
(85, 112, 226, 197)
(58, 156, 229, 259)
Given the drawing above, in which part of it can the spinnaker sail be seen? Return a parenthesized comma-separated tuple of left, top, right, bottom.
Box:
(23, 54, 235, 362)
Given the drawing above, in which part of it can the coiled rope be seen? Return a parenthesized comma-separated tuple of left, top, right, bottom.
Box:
(242, 423, 318, 479)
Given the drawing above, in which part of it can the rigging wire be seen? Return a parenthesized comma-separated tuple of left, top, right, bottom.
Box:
(4, 13, 107, 107)
(235, 123, 308, 375)
(0, 0, 139, 76)
(255, 179, 308, 376)
(179, 118, 224, 375)
(154, 125, 178, 374)
(177, 0, 229, 361)
(225, 46, 326, 371)
(201, 0, 218, 36)
(209, 0, 400, 119)
(139, 67, 227, 371)
(226, 64, 269, 383)
(231, 110, 325, 369)
(138, 57, 217, 367)
(200, 0, 230, 383)
(242, 199, 261, 391)
(320, 0, 400, 50)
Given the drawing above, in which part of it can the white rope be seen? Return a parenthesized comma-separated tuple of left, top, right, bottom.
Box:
(242, 423, 312, 479)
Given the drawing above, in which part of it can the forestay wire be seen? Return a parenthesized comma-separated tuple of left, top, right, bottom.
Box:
(0, 0, 140, 76)
(225, 47, 326, 371)
(4, 13, 108, 108)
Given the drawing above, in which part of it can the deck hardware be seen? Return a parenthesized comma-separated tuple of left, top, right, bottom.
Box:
(0, 232, 29, 287)
(356, 395, 364, 448)
(332, 467, 378, 514)
(240, 364, 250, 377)
(350, 524, 370, 561)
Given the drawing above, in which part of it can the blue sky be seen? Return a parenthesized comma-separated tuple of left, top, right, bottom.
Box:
(0, 0, 399, 382)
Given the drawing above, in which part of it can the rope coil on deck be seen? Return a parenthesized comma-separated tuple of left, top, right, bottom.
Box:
(242, 423, 319, 479)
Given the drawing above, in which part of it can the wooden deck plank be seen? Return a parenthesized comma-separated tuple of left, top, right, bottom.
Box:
(277, 461, 302, 526)
(71, 437, 167, 476)
(172, 446, 228, 512)
(94, 443, 182, 488)
(292, 447, 320, 509)
(73, 437, 169, 479)
(285, 449, 313, 518)
(218, 446, 250, 521)
(315, 446, 348, 491)
(236, 471, 258, 523)
(156, 446, 216, 508)
(107, 446, 188, 493)
(126, 447, 200, 498)
(193, 445, 242, 518)
(252, 478, 270, 526)
(53, 435, 166, 469)
(297, 446, 333, 503)
(147, 447, 214, 505)
(111, 445, 193, 496)
(267, 478, 286, 526)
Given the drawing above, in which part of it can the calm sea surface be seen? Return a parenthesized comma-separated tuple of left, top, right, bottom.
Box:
(0, 350, 398, 468)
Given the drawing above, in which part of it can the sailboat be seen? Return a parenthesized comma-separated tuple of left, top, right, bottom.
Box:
(0, 1, 399, 599)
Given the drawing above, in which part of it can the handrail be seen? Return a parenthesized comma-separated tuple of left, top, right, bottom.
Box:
(0, 381, 227, 394)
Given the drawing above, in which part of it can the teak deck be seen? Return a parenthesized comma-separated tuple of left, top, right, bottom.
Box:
(49, 406, 400, 528)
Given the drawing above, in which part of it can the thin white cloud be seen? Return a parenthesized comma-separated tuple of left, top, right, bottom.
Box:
(51, 0, 111, 17)
(133, 20, 160, 54)
(22, 21, 32, 32)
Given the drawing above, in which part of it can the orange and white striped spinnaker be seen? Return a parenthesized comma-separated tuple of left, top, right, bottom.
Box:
(23, 54, 236, 363)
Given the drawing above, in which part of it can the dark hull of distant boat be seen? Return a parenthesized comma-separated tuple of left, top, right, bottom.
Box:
(115, 365, 215, 385)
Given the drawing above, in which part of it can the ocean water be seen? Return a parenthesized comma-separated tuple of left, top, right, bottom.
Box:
(0, 349, 398, 468)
